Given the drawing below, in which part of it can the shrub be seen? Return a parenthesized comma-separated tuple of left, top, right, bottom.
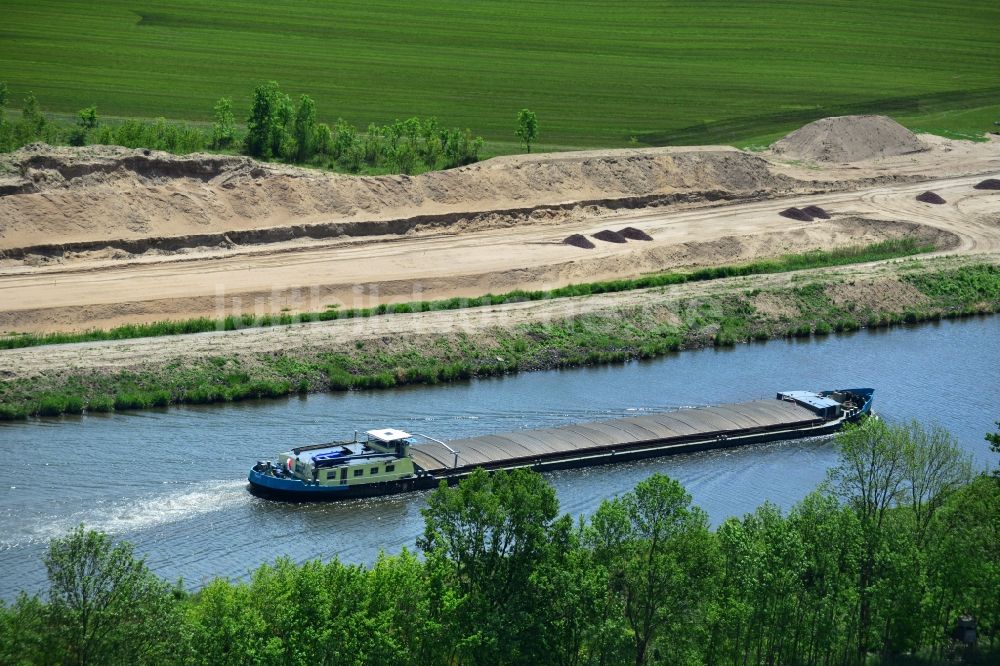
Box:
(114, 392, 152, 411)
(85, 395, 115, 413)
(35, 395, 63, 416)
(326, 367, 355, 390)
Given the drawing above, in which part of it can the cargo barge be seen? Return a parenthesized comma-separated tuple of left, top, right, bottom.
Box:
(248, 388, 874, 501)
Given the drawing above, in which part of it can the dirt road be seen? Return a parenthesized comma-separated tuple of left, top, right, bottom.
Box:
(0, 171, 995, 333)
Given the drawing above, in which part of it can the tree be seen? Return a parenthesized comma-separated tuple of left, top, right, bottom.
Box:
(21, 91, 45, 135)
(588, 473, 720, 665)
(516, 108, 538, 153)
(787, 492, 862, 665)
(923, 475, 1000, 651)
(0, 81, 8, 120)
(709, 503, 816, 665)
(69, 106, 98, 146)
(0, 593, 49, 665)
(418, 468, 568, 665)
(900, 420, 972, 546)
(44, 525, 181, 665)
(828, 418, 908, 660)
(332, 117, 357, 162)
(244, 81, 291, 159)
(292, 94, 317, 162)
(313, 122, 333, 158)
(211, 97, 236, 149)
(827, 419, 973, 660)
(77, 106, 98, 131)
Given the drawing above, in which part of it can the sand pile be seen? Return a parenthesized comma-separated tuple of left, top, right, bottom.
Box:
(593, 229, 628, 243)
(801, 205, 831, 219)
(0, 144, 796, 252)
(618, 227, 653, 241)
(779, 207, 814, 221)
(770, 115, 927, 163)
(973, 178, 1000, 190)
(563, 234, 595, 249)
(916, 191, 946, 204)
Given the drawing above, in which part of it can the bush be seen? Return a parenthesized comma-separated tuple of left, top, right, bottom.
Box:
(326, 366, 355, 390)
(114, 392, 152, 411)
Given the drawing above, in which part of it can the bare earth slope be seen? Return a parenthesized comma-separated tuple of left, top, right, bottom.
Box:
(0, 144, 790, 251)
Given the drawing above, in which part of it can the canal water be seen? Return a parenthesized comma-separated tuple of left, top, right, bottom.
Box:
(1, 317, 997, 598)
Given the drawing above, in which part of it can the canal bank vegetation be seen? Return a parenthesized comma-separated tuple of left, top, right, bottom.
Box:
(1, 262, 997, 421)
(2, 419, 998, 665)
(0, 239, 933, 352)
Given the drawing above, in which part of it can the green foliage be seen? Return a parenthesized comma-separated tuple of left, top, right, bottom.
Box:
(292, 94, 316, 162)
(922, 475, 1000, 653)
(77, 105, 98, 130)
(515, 108, 538, 152)
(988, 421, 1000, 458)
(44, 525, 181, 665)
(20, 91, 44, 133)
(418, 468, 569, 664)
(827, 419, 977, 659)
(91, 118, 207, 153)
(906, 264, 1000, 307)
(211, 97, 236, 149)
(589, 474, 720, 664)
(68, 105, 97, 146)
(244, 80, 291, 159)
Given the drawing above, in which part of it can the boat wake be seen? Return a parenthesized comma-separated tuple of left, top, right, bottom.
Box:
(1, 480, 249, 547)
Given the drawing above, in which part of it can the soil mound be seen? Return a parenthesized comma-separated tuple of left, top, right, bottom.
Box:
(973, 178, 1000, 190)
(916, 191, 946, 204)
(618, 226, 653, 241)
(563, 234, 595, 249)
(592, 229, 628, 243)
(770, 115, 927, 163)
(779, 207, 814, 221)
(801, 205, 831, 219)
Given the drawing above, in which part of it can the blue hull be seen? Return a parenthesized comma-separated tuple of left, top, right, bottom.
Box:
(248, 468, 436, 501)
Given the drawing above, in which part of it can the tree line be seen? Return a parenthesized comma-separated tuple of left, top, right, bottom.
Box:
(0, 81, 503, 174)
(1, 419, 997, 665)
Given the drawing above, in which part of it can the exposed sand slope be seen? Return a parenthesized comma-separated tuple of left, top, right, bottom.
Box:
(770, 115, 927, 163)
(0, 144, 791, 250)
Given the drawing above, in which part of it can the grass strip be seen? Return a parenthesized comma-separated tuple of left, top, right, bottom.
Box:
(0, 239, 934, 350)
(0, 262, 996, 421)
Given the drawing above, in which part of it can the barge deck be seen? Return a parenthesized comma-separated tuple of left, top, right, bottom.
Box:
(248, 388, 874, 501)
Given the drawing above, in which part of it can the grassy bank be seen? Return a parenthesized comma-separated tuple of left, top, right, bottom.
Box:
(2, 1, 998, 148)
(1, 262, 997, 421)
(0, 239, 934, 350)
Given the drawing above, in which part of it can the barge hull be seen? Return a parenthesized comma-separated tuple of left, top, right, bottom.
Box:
(247, 389, 874, 502)
(248, 471, 438, 501)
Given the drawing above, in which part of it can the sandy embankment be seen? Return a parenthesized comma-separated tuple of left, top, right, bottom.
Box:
(0, 115, 998, 336)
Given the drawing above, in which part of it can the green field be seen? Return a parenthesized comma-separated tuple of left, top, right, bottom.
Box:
(2, 1, 999, 151)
